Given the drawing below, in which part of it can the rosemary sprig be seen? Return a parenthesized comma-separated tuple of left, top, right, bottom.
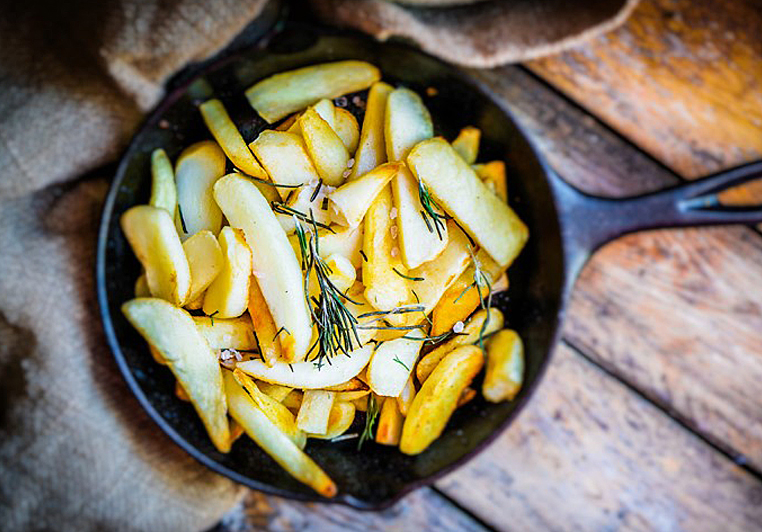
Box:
(356, 305, 425, 319)
(272, 202, 335, 232)
(392, 355, 410, 371)
(469, 245, 493, 351)
(418, 181, 449, 240)
(359, 250, 368, 262)
(208, 310, 219, 326)
(237, 171, 303, 189)
(273, 326, 290, 341)
(358, 394, 379, 450)
(392, 267, 424, 282)
(177, 204, 188, 234)
(401, 331, 468, 344)
(310, 179, 323, 202)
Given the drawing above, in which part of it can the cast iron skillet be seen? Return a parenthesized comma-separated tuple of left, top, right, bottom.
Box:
(96, 22, 762, 509)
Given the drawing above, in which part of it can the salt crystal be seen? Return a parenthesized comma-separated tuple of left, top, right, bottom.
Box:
(390, 225, 398, 239)
(347, 158, 355, 168)
(391, 247, 399, 258)
(342, 169, 351, 178)
(389, 207, 398, 220)
(453, 321, 465, 333)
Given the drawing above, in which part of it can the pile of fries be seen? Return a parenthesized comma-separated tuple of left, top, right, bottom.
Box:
(121, 60, 529, 496)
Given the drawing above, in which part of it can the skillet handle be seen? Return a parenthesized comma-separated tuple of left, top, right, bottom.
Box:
(550, 160, 762, 293)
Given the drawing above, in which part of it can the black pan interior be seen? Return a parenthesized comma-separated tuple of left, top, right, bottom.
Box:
(98, 24, 566, 507)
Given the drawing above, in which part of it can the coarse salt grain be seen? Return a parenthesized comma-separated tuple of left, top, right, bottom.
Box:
(390, 225, 398, 239)
(389, 207, 398, 219)
(391, 246, 399, 258)
(347, 158, 355, 168)
(453, 321, 465, 333)
(342, 169, 351, 178)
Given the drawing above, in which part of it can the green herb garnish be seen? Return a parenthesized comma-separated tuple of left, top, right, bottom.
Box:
(208, 310, 219, 326)
(272, 203, 335, 232)
(392, 355, 410, 371)
(177, 204, 188, 234)
(392, 267, 424, 282)
(418, 181, 449, 240)
(273, 326, 290, 341)
(358, 394, 379, 450)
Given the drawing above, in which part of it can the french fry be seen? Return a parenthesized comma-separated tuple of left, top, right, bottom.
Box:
(233, 369, 307, 448)
(289, 224, 364, 268)
(352, 395, 369, 412)
(452, 126, 480, 165)
(483, 329, 524, 402)
(257, 381, 294, 403)
(308, 401, 356, 440)
(367, 329, 425, 397)
(324, 254, 356, 294)
(282, 390, 304, 412)
(349, 82, 393, 180)
(121, 205, 191, 306)
(247, 275, 283, 365)
(400, 345, 484, 455)
(123, 298, 230, 452)
(229, 420, 245, 445)
(328, 163, 399, 227)
(300, 107, 350, 186)
(334, 389, 370, 402)
(214, 174, 312, 362)
(149, 344, 167, 365)
(173, 141, 227, 239)
(249, 130, 320, 188)
(417, 307, 504, 383)
(362, 187, 410, 311)
(199, 99, 268, 179)
(391, 164, 447, 269)
(323, 378, 368, 392)
(385, 220, 470, 327)
(223, 371, 337, 497)
(183, 230, 223, 303)
(334, 108, 360, 153)
(245, 60, 380, 123)
(375, 398, 403, 446)
(473, 161, 507, 202)
(296, 390, 335, 434)
(192, 314, 257, 350)
(407, 138, 528, 267)
(384, 87, 433, 162)
(430, 249, 505, 337)
(276, 112, 300, 131)
(396, 375, 416, 416)
(457, 387, 477, 407)
(134, 273, 150, 298)
(149, 148, 177, 215)
(175, 380, 190, 402)
(203, 227, 251, 318)
(276, 180, 334, 233)
(237, 344, 373, 389)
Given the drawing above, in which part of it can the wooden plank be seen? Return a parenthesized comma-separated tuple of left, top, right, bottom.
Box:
(525, 0, 762, 180)
(474, 65, 762, 471)
(216, 487, 489, 531)
(436, 343, 762, 532)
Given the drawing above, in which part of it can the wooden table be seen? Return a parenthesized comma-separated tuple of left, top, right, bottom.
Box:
(217, 0, 762, 529)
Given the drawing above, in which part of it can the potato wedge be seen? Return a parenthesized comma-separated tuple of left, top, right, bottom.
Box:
(247, 276, 283, 365)
(362, 186, 410, 311)
(121, 205, 191, 306)
(276, 112, 300, 131)
(255, 382, 293, 403)
(199, 99, 268, 179)
(430, 249, 505, 337)
(483, 329, 524, 402)
(375, 397, 403, 446)
(350, 82, 393, 180)
(384, 87, 433, 162)
(175, 380, 190, 402)
(329, 162, 399, 227)
(300, 107, 350, 186)
(385, 220, 470, 327)
(183, 230, 224, 303)
(367, 329, 424, 397)
(223, 371, 336, 497)
(149, 148, 177, 215)
(289, 224, 364, 269)
(203, 227, 252, 318)
(323, 378, 368, 392)
(122, 298, 230, 452)
(396, 375, 416, 416)
(134, 273, 150, 298)
(334, 389, 370, 402)
(249, 130, 320, 188)
(407, 138, 528, 267)
(237, 344, 373, 389)
(308, 401, 356, 440)
(173, 140, 227, 239)
(149, 344, 167, 366)
(245, 60, 380, 123)
(334, 108, 360, 153)
(214, 174, 312, 362)
(276, 180, 334, 234)
(391, 164, 448, 269)
(296, 390, 335, 434)
(452, 126, 480, 165)
(233, 369, 307, 448)
(400, 345, 484, 455)
(417, 307, 504, 383)
(192, 314, 257, 350)
(287, 99, 336, 136)
(473, 161, 507, 202)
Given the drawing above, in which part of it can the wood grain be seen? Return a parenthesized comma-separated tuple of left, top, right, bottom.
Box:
(474, 64, 762, 471)
(526, 0, 762, 180)
(215, 487, 489, 532)
(437, 343, 762, 532)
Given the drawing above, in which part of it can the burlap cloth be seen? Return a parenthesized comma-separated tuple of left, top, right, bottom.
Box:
(0, 0, 637, 530)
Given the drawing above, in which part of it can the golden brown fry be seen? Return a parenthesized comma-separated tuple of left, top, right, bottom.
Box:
(300, 107, 350, 186)
(276, 112, 301, 131)
(249, 130, 320, 188)
(396, 375, 416, 416)
(334, 108, 360, 153)
(375, 398, 403, 446)
(282, 390, 304, 412)
(473, 161, 507, 202)
(175, 380, 190, 402)
(334, 390, 370, 402)
(452, 126, 480, 165)
(296, 390, 335, 435)
(183, 230, 223, 303)
(202, 227, 252, 319)
(134, 274, 150, 298)
(483, 329, 524, 402)
(173, 141, 227, 238)
(352, 395, 369, 412)
(400, 345, 484, 455)
(149, 148, 177, 215)
(307, 401, 356, 440)
(257, 381, 293, 403)
(349, 82, 393, 180)
(149, 344, 167, 366)
(457, 387, 477, 408)
(322, 378, 368, 392)
(247, 275, 283, 365)
(329, 162, 399, 227)
(417, 307, 504, 383)
(192, 314, 257, 351)
(384, 87, 433, 162)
